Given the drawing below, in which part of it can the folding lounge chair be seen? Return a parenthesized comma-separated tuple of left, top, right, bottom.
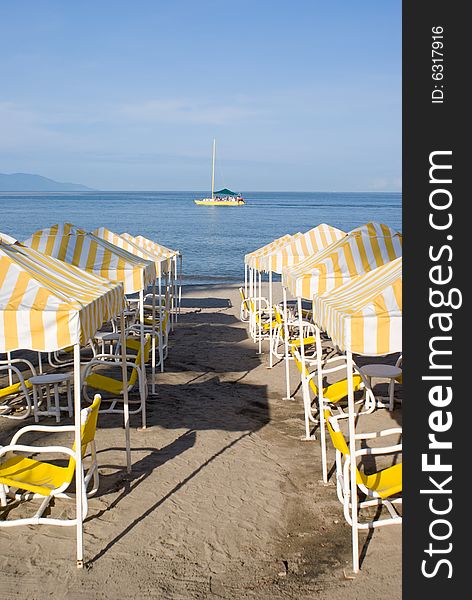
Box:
(0, 395, 101, 526)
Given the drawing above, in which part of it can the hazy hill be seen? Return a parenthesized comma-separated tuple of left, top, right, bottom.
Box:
(0, 172, 94, 191)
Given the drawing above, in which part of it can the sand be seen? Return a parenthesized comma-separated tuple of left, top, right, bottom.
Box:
(0, 283, 401, 599)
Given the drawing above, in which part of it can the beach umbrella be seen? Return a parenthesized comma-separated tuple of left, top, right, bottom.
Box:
(23, 223, 156, 429)
(313, 257, 402, 573)
(0, 236, 129, 567)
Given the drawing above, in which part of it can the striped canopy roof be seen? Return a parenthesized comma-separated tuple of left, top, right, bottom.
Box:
(283, 222, 402, 299)
(313, 257, 402, 356)
(93, 227, 170, 277)
(0, 239, 125, 352)
(245, 234, 301, 270)
(259, 224, 346, 274)
(121, 233, 178, 258)
(24, 223, 156, 295)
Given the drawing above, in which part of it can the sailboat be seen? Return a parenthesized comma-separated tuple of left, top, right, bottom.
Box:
(194, 140, 245, 206)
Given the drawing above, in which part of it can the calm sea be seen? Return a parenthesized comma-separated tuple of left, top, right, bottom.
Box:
(0, 191, 401, 285)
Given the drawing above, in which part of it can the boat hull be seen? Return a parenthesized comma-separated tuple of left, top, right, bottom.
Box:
(194, 199, 245, 206)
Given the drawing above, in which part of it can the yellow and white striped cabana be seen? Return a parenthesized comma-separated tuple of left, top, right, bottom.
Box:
(283, 222, 402, 299)
(245, 234, 300, 271)
(93, 227, 170, 277)
(314, 256, 402, 356)
(121, 233, 177, 259)
(0, 236, 129, 566)
(0, 239, 125, 352)
(313, 256, 402, 573)
(24, 223, 156, 295)
(259, 224, 346, 274)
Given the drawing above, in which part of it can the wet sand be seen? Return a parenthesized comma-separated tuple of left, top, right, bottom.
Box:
(0, 283, 401, 599)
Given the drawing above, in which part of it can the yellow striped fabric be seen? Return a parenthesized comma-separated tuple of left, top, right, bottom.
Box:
(259, 224, 346, 274)
(0, 239, 125, 352)
(244, 234, 293, 269)
(246, 234, 304, 271)
(313, 257, 402, 356)
(121, 233, 178, 259)
(93, 227, 170, 277)
(283, 222, 402, 299)
(24, 223, 156, 295)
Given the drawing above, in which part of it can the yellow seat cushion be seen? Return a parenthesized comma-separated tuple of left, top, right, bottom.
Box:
(0, 455, 73, 496)
(0, 380, 32, 399)
(85, 373, 124, 395)
(289, 335, 315, 347)
(361, 463, 403, 499)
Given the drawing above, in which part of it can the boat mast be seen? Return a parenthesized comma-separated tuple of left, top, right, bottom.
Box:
(211, 138, 216, 199)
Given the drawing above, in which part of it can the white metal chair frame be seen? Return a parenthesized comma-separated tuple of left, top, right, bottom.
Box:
(0, 423, 99, 527)
(328, 412, 402, 529)
(82, 356, 148, 419)
(0, 359, 37, 420)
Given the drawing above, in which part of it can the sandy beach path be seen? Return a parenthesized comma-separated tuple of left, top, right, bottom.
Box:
(0, 283, 401, 599)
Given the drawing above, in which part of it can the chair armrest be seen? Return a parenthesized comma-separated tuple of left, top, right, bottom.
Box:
(0, 357, 37, 377)
(355, 427, 403, 440)
(10, 425, 75, 445)
(356, 443, 402, 457)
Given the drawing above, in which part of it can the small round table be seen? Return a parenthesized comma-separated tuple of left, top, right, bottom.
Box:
(359, 364, 403, 411)
(29, 372, 74, 423)
(93, 331, 121, 356)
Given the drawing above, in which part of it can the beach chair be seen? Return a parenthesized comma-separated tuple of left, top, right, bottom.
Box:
(271, 305, 317, 360)
(325, 407, 402, 534)
(82, 334, 150, 417)
(0, 359, 37, 419)
(239, 287, 253, 322)
(0, 395, 101, 526)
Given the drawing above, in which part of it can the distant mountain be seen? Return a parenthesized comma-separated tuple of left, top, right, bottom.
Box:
(0, 172, 94, 192)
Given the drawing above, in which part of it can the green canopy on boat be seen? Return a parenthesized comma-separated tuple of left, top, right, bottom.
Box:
(214, 188, 239, 196)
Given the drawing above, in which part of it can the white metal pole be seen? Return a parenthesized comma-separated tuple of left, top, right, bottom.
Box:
(73, 343, 84, 568)
(139, 289, 146, 429)
(257, 271, 262, 354)
(120, 311, 131, 473)
(282, 286, 292, 400)
(244, 263, 248, 303)
(347, 350, 360, 573)
(178, 254, 182, 317)
(268, 270, 273, 368)
(298, 296, 312, 440)
(7, 352, 13, 386)
(316, 324, 328, 481)
(151, 278, 157, 394)
(158, 274, 164, 372)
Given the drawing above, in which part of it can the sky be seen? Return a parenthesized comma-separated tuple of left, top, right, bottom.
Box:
(0, 1, 401, 191)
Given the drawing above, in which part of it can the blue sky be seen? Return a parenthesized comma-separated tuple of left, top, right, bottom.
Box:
(0, 1, 401, 191)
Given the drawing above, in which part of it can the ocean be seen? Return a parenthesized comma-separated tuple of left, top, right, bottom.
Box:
(0, 191, 401, 285)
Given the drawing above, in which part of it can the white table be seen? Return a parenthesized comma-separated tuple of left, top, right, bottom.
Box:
(359, 364, 402, 411)
(29, 372, 74, 423)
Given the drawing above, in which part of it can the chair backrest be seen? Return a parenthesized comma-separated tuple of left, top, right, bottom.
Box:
(291, 348, 319, 395)
(65, 394, 101, 480)
(128, 334, 151, 387)
(324, 409, 363, 486)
